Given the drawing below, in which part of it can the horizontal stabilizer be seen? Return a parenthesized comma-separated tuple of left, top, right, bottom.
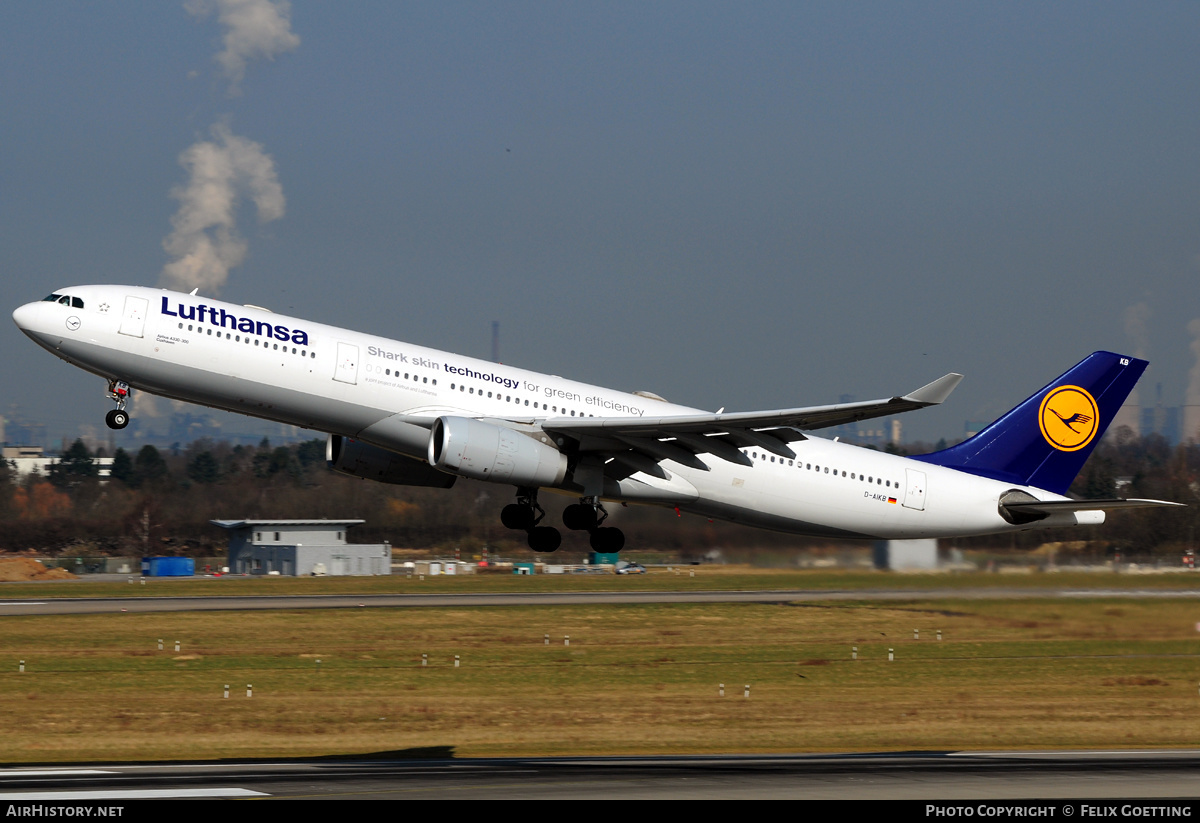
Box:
(1003, 498, 1184, 514)
(997, 490, 1183, 526)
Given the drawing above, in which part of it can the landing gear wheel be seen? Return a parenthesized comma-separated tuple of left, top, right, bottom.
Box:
(105, 380, 131, 430)
(563, 503, 599, 531)
(503, 487, 546, 532)
(527, 526, 562, 553)
(589, 527, 625, 553)
(501, 504, 535, 531)
(105, 409, 129, 430)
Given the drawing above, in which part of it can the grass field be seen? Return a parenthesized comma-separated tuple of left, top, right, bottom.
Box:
(3, 564, 1200, 600)
(2, 572, 1199, 763)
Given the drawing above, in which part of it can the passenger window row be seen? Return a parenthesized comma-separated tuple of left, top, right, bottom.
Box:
(178, 322, 316, 359)
(383, 368, 436, 386)
(443, 382, 597, 417)
(746, 450, 899, 488)
(362, 367, 597, 417)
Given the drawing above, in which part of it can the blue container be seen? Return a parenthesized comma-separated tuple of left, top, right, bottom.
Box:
(141, 557, 195, 577)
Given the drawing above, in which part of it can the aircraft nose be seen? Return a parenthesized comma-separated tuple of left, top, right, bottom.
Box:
(12, 301, 41, 332)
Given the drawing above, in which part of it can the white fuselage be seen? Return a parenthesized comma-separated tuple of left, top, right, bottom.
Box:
(14, 285, 1090, 540)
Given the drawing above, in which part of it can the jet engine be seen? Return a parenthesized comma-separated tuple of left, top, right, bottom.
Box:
(327, 435, 457, 488)
(428, 416, 568, 487)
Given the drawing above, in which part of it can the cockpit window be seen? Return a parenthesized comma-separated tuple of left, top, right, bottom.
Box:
(43, 294, 84, 308)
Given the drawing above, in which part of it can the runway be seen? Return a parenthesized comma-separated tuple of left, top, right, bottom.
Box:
(2, 751, 1199, 800)
(2, 587, 1200, 615)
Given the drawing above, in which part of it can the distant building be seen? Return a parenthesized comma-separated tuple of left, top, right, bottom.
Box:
(1110, 400, 1140, 438)
(211, 519, 391, 576)
(2, 418, 48, 449)
(1141, 405, 1181, 444)
(2, 447, 113, 479)
(1136, 382, 1183, 444)
(827, 396, 898, 446)
(873, 538, 938, 570)
(963, 421, 988, 439)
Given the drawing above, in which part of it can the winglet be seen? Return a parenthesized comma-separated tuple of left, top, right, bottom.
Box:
(902, 373, 963, 406)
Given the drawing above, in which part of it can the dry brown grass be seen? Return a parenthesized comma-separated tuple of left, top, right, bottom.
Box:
(1, 596, 1199, 762)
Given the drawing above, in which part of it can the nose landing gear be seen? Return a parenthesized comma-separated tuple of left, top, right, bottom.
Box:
(104, 380, 131, 430)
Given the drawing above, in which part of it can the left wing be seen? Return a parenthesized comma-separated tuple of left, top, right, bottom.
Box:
(541, 372, 963, 474)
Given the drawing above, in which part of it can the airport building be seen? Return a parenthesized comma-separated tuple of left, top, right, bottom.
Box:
(874, 538, 939, 570)
(211, 519, 391, 576)
(2, 446, 114, 479)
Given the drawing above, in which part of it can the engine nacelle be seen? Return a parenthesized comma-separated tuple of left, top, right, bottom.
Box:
(428, 416, 568, 487)
(327, 435, 457, 488)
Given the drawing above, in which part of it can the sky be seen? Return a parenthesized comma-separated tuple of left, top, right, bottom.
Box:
(3, 1, 1200, 448)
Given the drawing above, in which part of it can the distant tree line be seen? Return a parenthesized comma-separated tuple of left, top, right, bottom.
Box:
(0, 427, 1194, 561)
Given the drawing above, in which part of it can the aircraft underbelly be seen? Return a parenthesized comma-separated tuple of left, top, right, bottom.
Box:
(55, 336, 392, 436)
(657, 454, 1016, 540)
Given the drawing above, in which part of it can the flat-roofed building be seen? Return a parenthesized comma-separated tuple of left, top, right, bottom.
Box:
(3, 446, 114, 479)
(873, 538, 939, 570)
(211, 519, 390, 576)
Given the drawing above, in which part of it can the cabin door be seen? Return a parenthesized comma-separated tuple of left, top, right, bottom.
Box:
(333, 342, 359, 385)
(903, 469, 927, 511)
(118, 296, 149, 338)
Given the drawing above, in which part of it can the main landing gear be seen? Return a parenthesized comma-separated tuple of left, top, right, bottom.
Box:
(500, 490, 626, 554)
(564, 497, 625, 553)
(502, 488, 562, 553)
(104, 380, 131, 430)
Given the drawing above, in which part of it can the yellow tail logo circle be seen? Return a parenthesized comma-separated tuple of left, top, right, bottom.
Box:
(1039, 385, 1099, 452)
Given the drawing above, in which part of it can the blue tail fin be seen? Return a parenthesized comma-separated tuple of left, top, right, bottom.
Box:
(913, 351, 1146, 494)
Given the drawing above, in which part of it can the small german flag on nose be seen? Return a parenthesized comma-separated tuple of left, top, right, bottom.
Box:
(888, 497, 897, 504)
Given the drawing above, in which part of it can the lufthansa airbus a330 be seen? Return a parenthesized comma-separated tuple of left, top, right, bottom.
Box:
(13, 286, 1179, 552)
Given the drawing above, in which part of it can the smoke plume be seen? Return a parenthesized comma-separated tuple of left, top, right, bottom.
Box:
(161, 1, 298, 295)
(1121, 302, 1152, 412)
(1123, 302, 1151, 361)
(1187, 319, 1200, 407)
(160, 121, 285, 295)
(185, 0, 300, 95)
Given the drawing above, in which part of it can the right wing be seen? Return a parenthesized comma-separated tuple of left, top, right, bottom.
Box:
(540, 372, 964, 475)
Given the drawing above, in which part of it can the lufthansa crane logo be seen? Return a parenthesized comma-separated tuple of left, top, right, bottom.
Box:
(1039, 385, 1099, 452)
